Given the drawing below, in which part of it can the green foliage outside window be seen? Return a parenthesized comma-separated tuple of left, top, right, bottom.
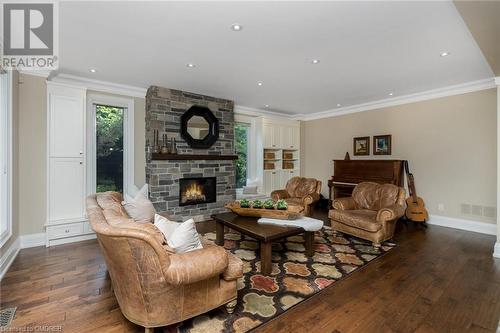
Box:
(235, 123, 249, 188)
(96, 105, 124, 193)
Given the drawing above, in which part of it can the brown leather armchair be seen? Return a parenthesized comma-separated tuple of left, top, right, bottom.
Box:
(86, 192, 243, 333)
(329, 182, 406, 247)
(271, 176, 322, 216)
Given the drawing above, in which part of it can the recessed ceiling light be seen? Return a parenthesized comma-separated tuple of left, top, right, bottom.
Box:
(257, 82, 263, 86)
(336, 103, 341, 107)
(186, 63, 195, 68)
(264, 104, 269, 108)
(89, 69, 96, 73)
(231, 24, 242, 31)
(388, 92, 394, 96)
(311, 59, 320, 64)
(440, 51, 450, 57)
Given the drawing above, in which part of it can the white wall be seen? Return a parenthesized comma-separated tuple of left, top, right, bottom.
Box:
(302, 88, 497, 224)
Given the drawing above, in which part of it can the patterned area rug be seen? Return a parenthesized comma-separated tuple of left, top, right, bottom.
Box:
(175, 225, 394, 333)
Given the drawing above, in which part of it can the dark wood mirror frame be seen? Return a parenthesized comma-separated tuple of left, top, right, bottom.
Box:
(180, 106, 219, 149)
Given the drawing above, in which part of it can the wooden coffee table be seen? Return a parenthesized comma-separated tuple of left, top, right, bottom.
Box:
(211, 212, 315, 275)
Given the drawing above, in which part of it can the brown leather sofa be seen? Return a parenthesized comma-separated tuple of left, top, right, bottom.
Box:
(329, 182, 406, 247)
(271, 176, 322, 216)
(86, 192, 243, 333)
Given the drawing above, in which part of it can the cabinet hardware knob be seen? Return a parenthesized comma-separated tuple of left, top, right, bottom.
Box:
(79, 151, 83, 155)
(65, 229, 69, 233)
(79, 162, 83, 165)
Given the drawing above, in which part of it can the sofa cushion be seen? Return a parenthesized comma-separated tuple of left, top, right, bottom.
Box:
(328, 209, 381, 232)
(122, 191, 156, 224)
(286, 177, 318, 198)
(352, 182, 400, 210)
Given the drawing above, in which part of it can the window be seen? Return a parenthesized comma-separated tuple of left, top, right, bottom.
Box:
(0, 69, 12, 247)
(87, 94, 134, 197)
(96, 104, 124, 192)
(235, 122, 250, 188)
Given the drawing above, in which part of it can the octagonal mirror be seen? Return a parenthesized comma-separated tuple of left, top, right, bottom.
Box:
(187, 116, 209, 140)
(180, 106, 219, 149)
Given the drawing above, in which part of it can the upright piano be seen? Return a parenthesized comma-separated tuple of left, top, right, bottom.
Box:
(328, 159, 405, 207)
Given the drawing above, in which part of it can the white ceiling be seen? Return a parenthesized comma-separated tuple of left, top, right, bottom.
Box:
(58, 1, 493, 115)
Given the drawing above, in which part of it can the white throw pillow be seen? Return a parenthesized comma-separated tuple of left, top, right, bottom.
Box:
(154, 215, 203, 253)
(125, 184, 149, 201)
(122, 185, 156, 224)
(153, 214, 179, 240)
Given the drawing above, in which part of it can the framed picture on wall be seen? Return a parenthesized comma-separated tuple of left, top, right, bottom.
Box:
(353, 136, 370, 156)
(373, 135, 392, 155)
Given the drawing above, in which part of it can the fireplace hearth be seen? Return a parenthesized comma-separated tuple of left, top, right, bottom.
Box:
(179, 177, 216, 206)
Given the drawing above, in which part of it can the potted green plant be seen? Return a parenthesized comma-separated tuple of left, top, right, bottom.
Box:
(240, 199, 250, 208)
(276, 199, 288, 210)
(252, 199, 263, 209)
(264, 199, 275, 209)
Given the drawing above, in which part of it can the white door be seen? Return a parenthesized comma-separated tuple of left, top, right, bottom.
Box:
(49, 158, 85, 221)
(263, 171, 273, 194)
(49, 95, 85, 158)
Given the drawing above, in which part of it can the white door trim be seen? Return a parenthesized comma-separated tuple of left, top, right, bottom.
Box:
(0, 70, 13, 248)
(86, 93, 135, 197)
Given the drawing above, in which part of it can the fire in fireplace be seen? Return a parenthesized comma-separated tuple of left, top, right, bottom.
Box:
(179, 177, 216, 206)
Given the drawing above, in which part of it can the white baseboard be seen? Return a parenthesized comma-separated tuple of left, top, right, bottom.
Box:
(20, 232, 45, 248)
(0, 237, 20, 280)
(494, 242, 500, 259)
(428, 214, 497, 235)
(48, 233, 96, 247)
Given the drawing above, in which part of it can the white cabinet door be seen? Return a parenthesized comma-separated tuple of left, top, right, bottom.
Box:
(264, 170, 283, 194)
(272, 125, 282, 148)
(49, 158, 85, 221)
(282, 126, 300, 150)
(281, 170, 298, 188)
(289, 126, 300, 149)
(271, 170, 282, 191)
(49, 94, 85, 157)
(263, 124, 274, 148)
(264, 123, 284, 149)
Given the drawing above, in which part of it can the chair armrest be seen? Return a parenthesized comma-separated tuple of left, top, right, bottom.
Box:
(332, 197, 357, 210)
(222, 252, 243, 281)
(376, 204, 405, 222)
(271, 189, 290, 200)
(303, 192, 320, 205)
(164, 244, 228, 285)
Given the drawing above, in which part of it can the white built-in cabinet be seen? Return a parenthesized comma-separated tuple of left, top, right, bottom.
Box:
(261, 119, 300, 195)
(263, 123, 300, 150)
(46, 83, 94, 246)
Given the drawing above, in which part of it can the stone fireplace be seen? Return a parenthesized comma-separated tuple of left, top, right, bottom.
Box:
(179, 177, 216, 206)
(145, 86, 236, 221)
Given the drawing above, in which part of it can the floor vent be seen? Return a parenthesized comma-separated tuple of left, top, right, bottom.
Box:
(0, 307, 16, 327)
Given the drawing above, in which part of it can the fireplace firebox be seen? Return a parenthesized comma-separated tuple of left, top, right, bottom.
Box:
(179, 177, 216, 206)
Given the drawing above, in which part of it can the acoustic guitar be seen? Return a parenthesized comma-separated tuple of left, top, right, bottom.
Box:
(404, 161, 429, 223)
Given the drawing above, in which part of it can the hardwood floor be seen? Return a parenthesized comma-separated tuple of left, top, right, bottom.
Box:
(1, 211, 499, 333)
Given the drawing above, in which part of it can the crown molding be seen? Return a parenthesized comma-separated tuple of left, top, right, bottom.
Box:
(18, 69, 52, 78)
(234, 105, 294, 118)
(49, 73, 147, 98)
(295, 78, 496, 121)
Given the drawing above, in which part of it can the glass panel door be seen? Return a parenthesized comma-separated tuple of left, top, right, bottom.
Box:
(235, 122, 249, 188)
(95, 104, 124, 193)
